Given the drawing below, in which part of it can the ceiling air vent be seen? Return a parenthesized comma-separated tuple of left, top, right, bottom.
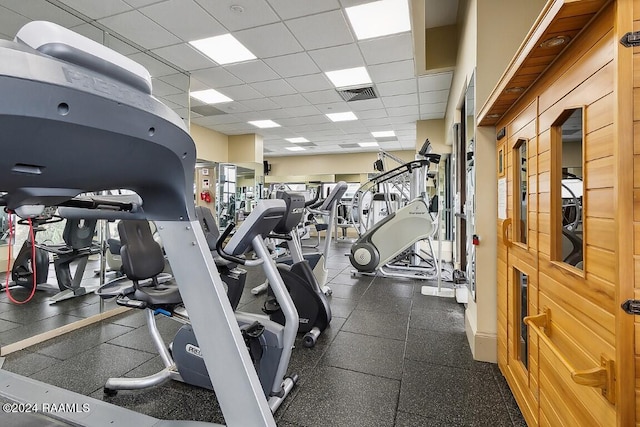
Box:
(336, 86, 377, 102)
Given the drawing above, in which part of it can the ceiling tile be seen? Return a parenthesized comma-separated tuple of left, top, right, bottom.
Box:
(191, 67, 243, 88)
(347, 98, 385, 111)
(160, 73, 190, 90)
(57, 0, 131, 19)
(296, 115, 331, 125)
(351, 109, 387, 120)
(251, 79, 298, 97)
(124, 0, 162, 7)
(302, 89, 343, 105)
(369, 59, 416, 83)
(0, 6, 28, 39)
(162, 93, 189, 108)
(99, 10, 181, 49)
(362, 117, 392, 127)
(359, 33, 413, 65)
(420, 102, 447, 115)
(194, 0, 280, 31)
(264, 52, 320, 78)
(192, 114, 239, 126)
(225, 60, 280, 83)
(283, 106, 323, 117)
(68, 23, 105, 44)
(235, 22, 303, 58)
(420, 112, 443, 120)
(217, 84, 264, 101)
(418, 72, 454, 92)
(307, 43, 364, 71)
(419, 89, 450, 104)
(266, 0, 340, 20)
(102, 34, 140, 55)
(285, 10, 353, 50)
(214, 102, 252, 114)
(140, 0, 226, 41)
(382, 93, 419, 108)
(386, 105, 418, 117)
(151, 78, 184, 96)
(240, 97, 281, 110)
(286, 73, 333, 93)
(376, 79, 418, 97)
(3, 0, 85, 27)
(271, 94, 310, 108)
(128, 51, 180, 77)
(151, 44, 213, 71)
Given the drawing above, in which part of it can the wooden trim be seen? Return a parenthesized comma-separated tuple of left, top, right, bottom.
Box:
(614, 0, 636, 424)
(0, 307, 130, 356)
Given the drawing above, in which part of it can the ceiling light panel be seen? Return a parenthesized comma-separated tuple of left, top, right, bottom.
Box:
(190, 89, 233, 104)
(326, 112, 358, 122)
(286, 137, 309, 143)
(358, 142, 379, 147)
(325, 67, 372, 88)
(371, 131, 395, 137)
(248, 120, 281, 128)
(285, 146, 306, 151)
(189, 34, 256, 65)
(346, 0, 411, 40)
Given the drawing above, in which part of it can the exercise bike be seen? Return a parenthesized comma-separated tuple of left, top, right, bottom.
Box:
(259, 191, 332, 348)
(10, 207, 101, 303)
(97, 199, 299, 413)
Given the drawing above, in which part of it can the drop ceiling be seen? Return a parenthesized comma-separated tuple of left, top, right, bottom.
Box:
(0, 0, 457, 157)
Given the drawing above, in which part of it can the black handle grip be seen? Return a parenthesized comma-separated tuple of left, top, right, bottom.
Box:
(304, 186, 322, 207)
(216, 222, 247, 265)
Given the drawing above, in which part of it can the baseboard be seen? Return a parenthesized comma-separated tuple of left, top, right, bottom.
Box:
(465, 314, 498, 363)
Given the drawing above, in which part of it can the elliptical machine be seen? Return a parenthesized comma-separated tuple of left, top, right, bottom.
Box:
(260, 191, 332, 348)
(98, 199, 299, 413)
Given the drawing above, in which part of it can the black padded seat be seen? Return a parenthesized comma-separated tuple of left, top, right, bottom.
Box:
(133, 282, 182, 306)
(119, 220, 182, 308)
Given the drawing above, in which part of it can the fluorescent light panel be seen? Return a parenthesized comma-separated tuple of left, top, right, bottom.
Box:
(325, 67, 371, 88)
(248, 120, 280, 128)
(286, 146, 305, 151)
(286, 137, 309, 143)
(326, 111, 357, 122)
(189, 34, 256, 65)
(371, 130, 395, 138)
(346, 0, 411, 40)
(190, 89, 233, 104)
(358, 142, 379, 147)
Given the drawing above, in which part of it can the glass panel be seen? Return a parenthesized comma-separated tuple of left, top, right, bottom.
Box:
(514, 139, 527, 244)
(555, 109, 584, 269)
(515, 268, 529, 369)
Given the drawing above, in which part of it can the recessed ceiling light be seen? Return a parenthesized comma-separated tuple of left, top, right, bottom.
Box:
(286, 146, 306, 151)
(358, 142, 379, 147)
(189, 34, 256, 65)
(539, 35, 571, 49)
(286, 137, 309, 143)
(504, 86, 525, 94)
(190, 89, 233, 104)
(371, 130, 395, 138)
(325, 67, 372, 88)
(346, 0, 411, 40)
(248, 120, 280, 128)
(326, 112, 358, 122)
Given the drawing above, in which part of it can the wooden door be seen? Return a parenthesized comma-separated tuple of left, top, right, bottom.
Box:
(497, 3, 637, 425)
(498, 100, 541, 425)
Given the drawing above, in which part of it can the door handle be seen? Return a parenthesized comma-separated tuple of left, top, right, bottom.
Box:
(524, 309, 615, 404)
(501, 218, 512, 247)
